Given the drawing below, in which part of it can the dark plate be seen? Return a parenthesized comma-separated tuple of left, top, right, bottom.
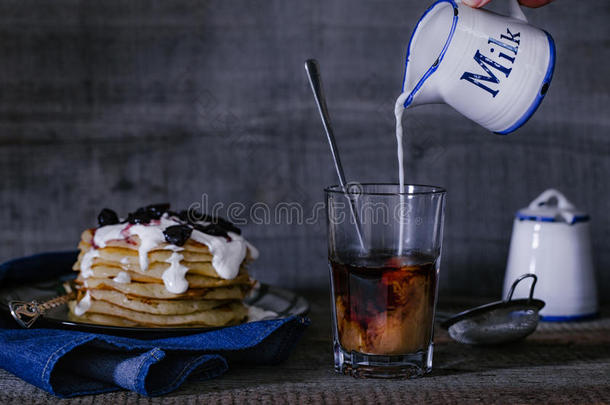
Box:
(0, 254, 309, 339)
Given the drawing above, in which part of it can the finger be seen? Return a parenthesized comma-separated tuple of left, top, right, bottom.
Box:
(519, 0, 554, 8)
(462, 0, 492, 8)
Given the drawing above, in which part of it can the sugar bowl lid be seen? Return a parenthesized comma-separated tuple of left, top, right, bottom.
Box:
(516, 189, 589, 225)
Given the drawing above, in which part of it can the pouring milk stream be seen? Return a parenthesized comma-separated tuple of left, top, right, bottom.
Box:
(394, 0, 555, 250)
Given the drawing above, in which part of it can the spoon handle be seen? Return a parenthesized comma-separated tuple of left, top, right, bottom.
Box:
(305, 59, 365, 250)
(9, 291, 76, 328)
(304, 59, 349, 189)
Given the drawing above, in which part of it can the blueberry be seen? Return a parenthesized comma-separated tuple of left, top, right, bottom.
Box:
(146, 203, 170, 219)
(97, 208, 120, 227)
(181, 209, 242, 235)
(203, 216, 241, 235)
(178, 209, 202, 223)
(193, 223, 228, 238)
(163, 225, 193, 246)
(198, 213, 216, 223)
(127, 208, 154, 224)
(215, 218, 241, 235)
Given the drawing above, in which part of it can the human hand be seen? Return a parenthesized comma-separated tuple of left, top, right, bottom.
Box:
(463, 0, 554, 8)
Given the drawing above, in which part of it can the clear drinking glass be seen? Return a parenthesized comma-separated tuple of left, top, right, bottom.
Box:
(326, 183, 446, 378)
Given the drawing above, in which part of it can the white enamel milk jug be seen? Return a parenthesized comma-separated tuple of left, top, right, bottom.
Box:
(400, 0, 555, 134)
(503, 189, 599, 321)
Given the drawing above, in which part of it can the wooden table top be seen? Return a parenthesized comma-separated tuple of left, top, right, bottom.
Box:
(0, 291, 608, 404)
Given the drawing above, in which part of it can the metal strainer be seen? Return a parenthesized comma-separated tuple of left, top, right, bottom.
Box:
(440, 274, 545, 345)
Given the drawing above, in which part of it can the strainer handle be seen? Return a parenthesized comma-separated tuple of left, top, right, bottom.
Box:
(505, 273, 537, 303)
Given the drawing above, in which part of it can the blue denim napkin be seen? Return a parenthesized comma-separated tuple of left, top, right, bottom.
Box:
(0, 252, 310, 397)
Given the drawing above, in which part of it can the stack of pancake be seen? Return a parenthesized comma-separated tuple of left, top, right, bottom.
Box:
(68, 206, 256, 328)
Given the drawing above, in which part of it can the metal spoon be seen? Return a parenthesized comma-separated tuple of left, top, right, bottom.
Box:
(304, 59, 365, 249)
(8, 281, 77, 328)
(438, 274, 545, 345)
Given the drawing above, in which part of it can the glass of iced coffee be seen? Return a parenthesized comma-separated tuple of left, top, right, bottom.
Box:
(326, 183, 445, 378)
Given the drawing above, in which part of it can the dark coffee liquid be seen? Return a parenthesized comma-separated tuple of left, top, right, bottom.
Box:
(330, 251, 437, 355)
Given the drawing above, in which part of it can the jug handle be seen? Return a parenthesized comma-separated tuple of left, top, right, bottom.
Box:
(508, 0, 528, 22)
(470, 0, 527, 22)
(528, 189, 575, 211)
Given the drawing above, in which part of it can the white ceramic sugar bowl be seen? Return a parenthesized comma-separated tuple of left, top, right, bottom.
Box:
(503, 189, 598, 321)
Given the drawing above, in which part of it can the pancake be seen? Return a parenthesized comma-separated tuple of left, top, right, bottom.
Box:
(77, 266, 251, 288)
(76, 242, 214, 265)
(68, 311, 140, 327)
(88, 289, 231, 315)
(82, 278, 249, 300)
(69, 206, 258, 328)
(79, 228, 215, 254)
(74, 245, 255, 279)
(77, 245, 214, 264)
(96, 246, 213, 264)
(69, 300, 247, 327)
(75, 257, 223, 279)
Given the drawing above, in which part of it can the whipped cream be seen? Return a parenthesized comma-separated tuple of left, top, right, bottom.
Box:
(80, 249, 100, 278)
(112, 271, 131, 284)
(128, 216, 178, 271)
(190, 230, 248, 280)
(162, 252, 190, 294)
(80, 213, 256, 295)
(93, 224, 126, 248)
(74, 291, 92, 316)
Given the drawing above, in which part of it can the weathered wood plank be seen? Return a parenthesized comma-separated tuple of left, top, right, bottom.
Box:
(0, 0, 608, 299)
(0, 292, 608, 403)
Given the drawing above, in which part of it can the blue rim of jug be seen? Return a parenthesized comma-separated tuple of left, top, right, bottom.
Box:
(515, 212, 590, 224)
(541, 312, 598, 322)
(495, 31, 556, 134)
(401, 0, 459, 109)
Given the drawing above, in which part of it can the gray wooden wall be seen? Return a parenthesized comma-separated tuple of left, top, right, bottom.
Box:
(0, 0, 608, 300)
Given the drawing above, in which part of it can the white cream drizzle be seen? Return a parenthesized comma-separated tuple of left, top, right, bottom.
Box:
(82, 213, 257, 294)
(128, 217, 176, 271)
(112, 271, 131, 284)
(190, 230, 248, 280)
(80, 249, 99, 278)
(74, 291, 92, 316)
(161, 252, 190, 294)
(92, 224, 125, 248)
